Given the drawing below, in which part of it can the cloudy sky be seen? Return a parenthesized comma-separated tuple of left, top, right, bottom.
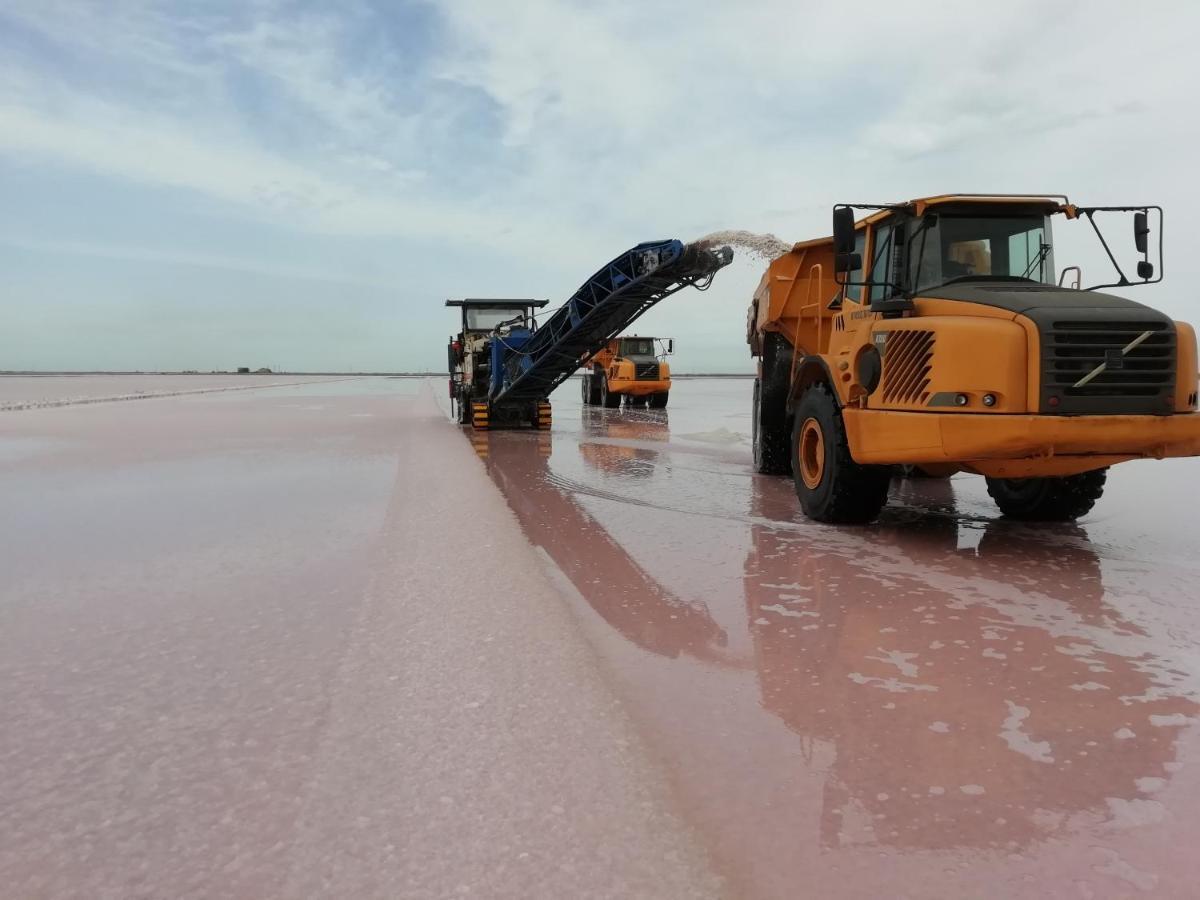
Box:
(2, 1, 1198, 373)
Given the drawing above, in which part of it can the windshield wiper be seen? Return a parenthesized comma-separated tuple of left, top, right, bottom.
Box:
(1021, 241, 1051, 280)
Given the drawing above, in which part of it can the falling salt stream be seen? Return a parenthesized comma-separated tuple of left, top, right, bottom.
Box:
(692, 229, 792, 261)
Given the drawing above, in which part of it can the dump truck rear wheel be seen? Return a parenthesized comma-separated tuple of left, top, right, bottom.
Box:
(985, 469, 1107, 521)
(582, 369, 602, 405)
(753, 377, 790, 475)
(791, 384, 890, 524)
(754, 334, 793, 476)
(649, 392, 668, 409)
(600, 374, 621, 408)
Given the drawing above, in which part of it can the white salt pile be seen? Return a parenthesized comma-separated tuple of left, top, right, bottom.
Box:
(692, 229, 792, 261)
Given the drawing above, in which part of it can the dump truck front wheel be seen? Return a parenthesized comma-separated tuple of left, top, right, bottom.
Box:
(791, 384, 890, 524)
(985, 470, 1107, 521)
(649, 392, 668, 409)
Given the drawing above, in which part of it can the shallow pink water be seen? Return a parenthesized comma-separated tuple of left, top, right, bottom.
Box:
(469, 377, 1200, 899)
(3, 376, 1199, 898)
(0, 378, 716, 899)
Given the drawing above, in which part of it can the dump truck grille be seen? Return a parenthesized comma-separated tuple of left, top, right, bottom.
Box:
(1040, 316, 1175, 415)
(881, 330, 935, 405)
(635, 363, 661, 380)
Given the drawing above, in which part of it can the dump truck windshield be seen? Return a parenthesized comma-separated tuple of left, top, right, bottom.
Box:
(909, 214, 1055, 293)
(619, 338, 656, 357)
(465, 307, 528, 331)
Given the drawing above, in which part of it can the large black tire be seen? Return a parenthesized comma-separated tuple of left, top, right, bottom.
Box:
(753, 378, 791, 475)
(600, 374, 621, 409)
(985, 469, 1107, 521)
(753, 334, 793, 475)
(791, 383, 890, 524)
(582, 370, 602, 405)
(649, 392, 669, 409)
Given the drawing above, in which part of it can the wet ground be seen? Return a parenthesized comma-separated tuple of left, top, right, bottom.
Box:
(1, 377, 719, 899)
(3, 376, 1199, 898)
(0, 373, 354, 410)
(460, 377, 1200, 898)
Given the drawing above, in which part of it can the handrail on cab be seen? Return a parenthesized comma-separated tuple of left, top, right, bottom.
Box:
(790, 262, 824, 390)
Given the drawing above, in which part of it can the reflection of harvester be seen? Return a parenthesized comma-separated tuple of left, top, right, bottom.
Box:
(580, 336, 674, 409)
(478, 432, 728, 661)
(749, 194, 1200, 523)
(448, 241, 731, 430)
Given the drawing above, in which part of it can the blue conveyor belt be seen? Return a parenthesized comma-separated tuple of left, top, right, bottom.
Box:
(491, 240, 733, 403)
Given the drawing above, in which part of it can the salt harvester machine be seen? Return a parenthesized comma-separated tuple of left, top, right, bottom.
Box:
(446, 239, 733, 429)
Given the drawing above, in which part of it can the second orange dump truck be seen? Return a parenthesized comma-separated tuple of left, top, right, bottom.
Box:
(748, 194, 1200, 524)
(580, 335, 673, 408)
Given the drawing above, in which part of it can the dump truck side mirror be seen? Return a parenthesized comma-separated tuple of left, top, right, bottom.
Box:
(833, 206, 856, 254)
(1134, 210, 1150, 254)
(666, 339, 675, 355)
(832, 206, 861, 274)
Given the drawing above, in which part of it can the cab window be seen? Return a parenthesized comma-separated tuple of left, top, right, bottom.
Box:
(465, 307, 527, 331)
(909, 214, 1054, 292)
(868, 222, 895, 302)
(843, 229, 866, 302)
(619, 338, 655, 356)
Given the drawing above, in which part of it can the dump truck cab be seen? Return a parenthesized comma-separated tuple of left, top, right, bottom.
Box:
(748, 194, 1200, 523)
(580, 335, 674, 409)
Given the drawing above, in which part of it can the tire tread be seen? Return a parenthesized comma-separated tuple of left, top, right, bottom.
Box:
(792, 383, 890, 524)
(986, 469, 1107, 521)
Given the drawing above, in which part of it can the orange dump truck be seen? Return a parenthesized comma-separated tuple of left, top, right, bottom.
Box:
(580, 335, 673, 409)
(748, 194, 1200, 523)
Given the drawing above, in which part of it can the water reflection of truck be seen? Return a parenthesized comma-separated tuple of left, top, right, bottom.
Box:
(577, 411, 670, 479)
(474, 426, 1198, 858)
(748, 195, 1200, 523)
(580, 336, 674, 409)
(742, 475, 1198, 852)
